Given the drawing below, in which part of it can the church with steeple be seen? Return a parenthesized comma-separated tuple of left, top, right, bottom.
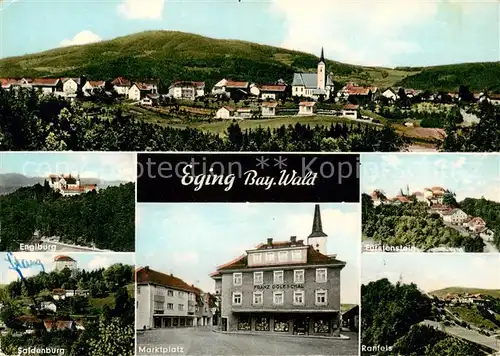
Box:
(291, 48, 334, 101)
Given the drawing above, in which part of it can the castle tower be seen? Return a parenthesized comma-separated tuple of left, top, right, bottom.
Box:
(317, 47, 326, 90)
(307, 204, 328, 255)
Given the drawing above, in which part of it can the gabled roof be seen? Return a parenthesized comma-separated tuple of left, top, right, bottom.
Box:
(346, 87, 370, 96)
(292, 73, 333, 88)
(226, 80, 249, 88)
(54, 255, 75, 262)
(219, 106, 235, 112)
(111, 77, 131, 86)
(86, 80, 106, 87)
(259, 84, 287, 92)
(132, 82, 156, 91)
(31, 78, 60, 86)
(299, 101, 316, 107)
(343, 104, 359, 110)
(136, 266, 199, 293)
(170, 81, 205, 88)
(262, 102, 278, 108)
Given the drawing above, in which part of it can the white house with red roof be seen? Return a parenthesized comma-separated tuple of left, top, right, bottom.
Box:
(61, 78, 80, 95)
(215, 106, 235, 119)
(31, 78, 63, 94)
(82, 80, 106, 93)
(464, 217, 487, 232)
(211, 79, 250, 99)
(298, 101, 316, 115)
(111, 77, 132, 96)
(47, 174, 98, 196)
(341, 104, 359, 120)
(129, 81, 159, 101)
(261, 102, 278, 117)
(53, 255, 77, 272)
(168, 81, 205, 100)
(441, 208, 468, 224)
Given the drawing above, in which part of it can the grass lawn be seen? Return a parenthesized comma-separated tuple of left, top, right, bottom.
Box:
(448, 305, 500, 330)
(89, 294, 115, 309)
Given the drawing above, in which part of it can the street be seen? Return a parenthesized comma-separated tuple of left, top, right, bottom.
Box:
(137, 327, 359, 356)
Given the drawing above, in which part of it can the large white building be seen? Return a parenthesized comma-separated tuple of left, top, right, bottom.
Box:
(292, 48, 334, 101)
(47, 174, 97, 196)
(136, 267, 213, 330)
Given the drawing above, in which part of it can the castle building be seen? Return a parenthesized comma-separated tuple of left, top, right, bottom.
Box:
(47, 174, 97, 196)
(211, 205, 345, 336)
(292, 48, 334, 101)
(53, 255, 77, 272)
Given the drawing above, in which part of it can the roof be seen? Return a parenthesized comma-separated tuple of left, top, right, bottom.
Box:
(111, 77, 131, 86)
(226, 80, 249, 88)
(345, 87, 370, 96)
(61, 185, 97, 192)
(343, 104, 359, 110)
(309, 204, 327, 238)
(170, 81, 205, 88)
(299, 102, 316, 107)
(136, 266, 199, 293)
(87, 80, 105, 87)
(412, 191, 423, 196)
(259, 84, 286, 92)
(431, 186, 445, 191)
(54, 255, 76, 262)
(469, 217, 486, 225)
(132, 82, 157, 91)
(216, 245, 345, 272)
(393, 196, 410, 203)
(262, 102, 278, 108)
(31, 78, 60, 86)
(44, 320, 74, 330)
(292, 73, 333, 88)
(219, 106, 235, 112)
(488, 93, 500, 100)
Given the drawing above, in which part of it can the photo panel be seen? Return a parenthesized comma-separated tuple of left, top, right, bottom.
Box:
(0, 251, 135, 355)
(361, 253, 500, 356)
(0, 152, 136, 253)
(361, 153, 500, 253)
(134, 153, 361, 356)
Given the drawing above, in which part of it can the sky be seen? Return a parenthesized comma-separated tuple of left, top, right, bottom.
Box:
(362, 253, 500, 292)
(136, 203, 360, 304)
(0, 152, 136, 182)
(361, 153, 500, 202)
(1, 0, 499, 67)
(0, 252, 134, 284)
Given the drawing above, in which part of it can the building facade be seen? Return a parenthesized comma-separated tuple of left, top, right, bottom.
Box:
(211, 205, 345, 336)
(47, 174, 97, 196)
(292, 48, 334, 101)
(136, 267, 213, 330)
(53, 255, 77, 272)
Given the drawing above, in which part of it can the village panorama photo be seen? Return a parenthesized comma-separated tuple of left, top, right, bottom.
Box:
(0, 0, 499, 152)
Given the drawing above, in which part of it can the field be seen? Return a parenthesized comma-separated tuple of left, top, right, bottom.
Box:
(447, 305, 500, 330)
(430, 288, 500, 299)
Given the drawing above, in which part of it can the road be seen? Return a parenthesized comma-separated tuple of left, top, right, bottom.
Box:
(136, 327, 359, 356)
(423, 320, 500, 351)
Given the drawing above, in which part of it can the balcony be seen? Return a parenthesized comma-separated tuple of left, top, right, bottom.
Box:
(154, 295, 165, 302)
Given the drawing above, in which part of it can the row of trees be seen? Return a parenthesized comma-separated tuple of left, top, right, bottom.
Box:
(362, 195, 485, 252)
(378, 106, 463, 128)
(362, 279, 493, 355)
(0, 182, 135, 251)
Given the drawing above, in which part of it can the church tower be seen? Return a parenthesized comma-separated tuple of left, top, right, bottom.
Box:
(307, 204, 328, 255)
(317, 47, 326, 90)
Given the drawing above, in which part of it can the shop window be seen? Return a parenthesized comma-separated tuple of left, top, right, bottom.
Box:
(237, 316, 251, 331)
(274, 316, 289, 332)
(255, 317, 270, 331)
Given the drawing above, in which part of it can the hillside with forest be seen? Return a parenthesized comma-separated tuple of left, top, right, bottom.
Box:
(1, 30, 499, 91)
(362, 279, 497, 356)
(459, 197, 500, 249)
(0, 182, 135, 251)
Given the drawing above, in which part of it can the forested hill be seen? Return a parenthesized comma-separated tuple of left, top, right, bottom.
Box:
(0, 182, 135, 251)
(459, 197, 500, 249)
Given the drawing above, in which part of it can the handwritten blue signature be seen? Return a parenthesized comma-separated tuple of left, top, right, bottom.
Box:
(5, 252, 45, 280)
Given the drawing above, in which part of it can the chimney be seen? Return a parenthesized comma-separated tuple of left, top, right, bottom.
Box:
(267, 238, 273, 246)
(145, 266, 149, 270)
(170, 274, 173, 277)
(290, 236, 297, 243)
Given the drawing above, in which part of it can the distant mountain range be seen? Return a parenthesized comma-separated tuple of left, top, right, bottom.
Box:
(430, 287, 500, 299)
(1, 30, 499, 92)
(0, 173, 130, 195)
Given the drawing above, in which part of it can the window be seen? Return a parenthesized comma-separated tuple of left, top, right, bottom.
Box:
(292, 250, 302, 261)
(293, 290, 305, 305)
(178, 291, 184, 297)
(274, 316, 289, 332)
(154, 301, 163, 312)
(253, 272, 263, 285)
(233, 273, 242, 286)
(273, 270, 284, 284)
(316, 268, 327, 283)
(232, 292, 242, 305)
(266, 252, 275, 262)
(294, 270, 305, 284)
(178, 304, 184, 311)
(315, 290, 327, 305)
(137, 286, 140, 294)
(167, 303, 174, 310)
(238, 315, 251, 331)
(253, 291, 263, 305)
(255, 317, 270, 331)
(278, 251, 288, 262)
(253, 253, 262, 264)
(273, 291, 284, 305)
(167, 290, 173, 297)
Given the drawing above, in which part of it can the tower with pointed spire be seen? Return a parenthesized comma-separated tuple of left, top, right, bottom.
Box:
(307, 204, 328, 255)
(317, 47, 326, 91)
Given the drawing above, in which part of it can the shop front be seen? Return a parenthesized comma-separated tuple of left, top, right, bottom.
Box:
(233, 311, 340, 336)
(152, 315, 194, 328)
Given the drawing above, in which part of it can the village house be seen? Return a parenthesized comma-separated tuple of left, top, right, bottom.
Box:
(128, 81, 159, 101)
(212, 79, 250, 100)
(47, 174, 97, 196)
(43, 320, 77, 332)
(341, 104, 359, 120)
(370, 190, 388, 206)
(255, 83, 288, 101)
(82, 80, 106, 94)
(215, 106, 235, 119)
(261, 102, 278, 117)
(464, 217, 487, 233)
(441, 208, 468, 224)
(53, 255, 78, 272)
(61, 78, 81, 95)
(136, 266, 213, 329)
(40, 302, 57, 313)
(339, 83, 375, 105)
(292, 48, 334, 101)
(486, 93, 500, 105)
(234, 108, 254, 119)
(381, 88, 398, 102)
(168, 81, 205, 100)
(31, 78, 63, 94)
(298, 102, 316, 116)
(111, 77, 132, 96)
(412, 191, 428, 203)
